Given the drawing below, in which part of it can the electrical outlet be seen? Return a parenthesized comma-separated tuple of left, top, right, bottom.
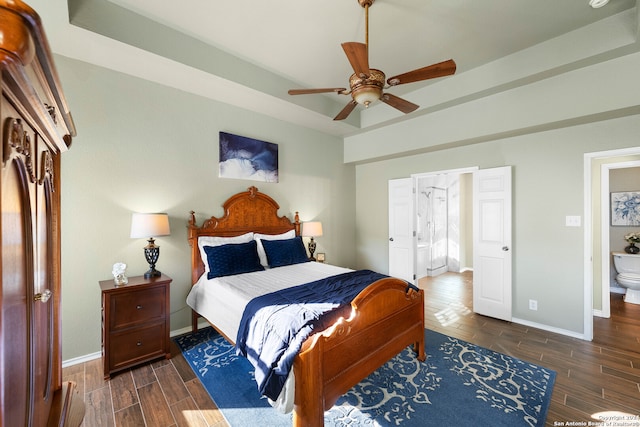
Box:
(529, 299, 538, 311)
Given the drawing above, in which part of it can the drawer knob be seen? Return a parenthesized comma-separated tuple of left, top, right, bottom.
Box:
(136, 305, 142, 310)
(137, 341, 142, 346)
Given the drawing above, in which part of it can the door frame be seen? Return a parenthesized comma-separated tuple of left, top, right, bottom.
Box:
(584, 147, 640, 342)
(599, 159, 640, 319)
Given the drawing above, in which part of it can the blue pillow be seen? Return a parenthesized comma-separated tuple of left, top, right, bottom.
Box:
(261, 236, 310, 268)
(204, 240, 264, 279)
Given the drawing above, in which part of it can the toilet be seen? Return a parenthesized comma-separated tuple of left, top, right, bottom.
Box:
(612, 252, 640, 304)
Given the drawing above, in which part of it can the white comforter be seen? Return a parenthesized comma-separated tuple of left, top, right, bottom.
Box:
(185, 262, 352, 412)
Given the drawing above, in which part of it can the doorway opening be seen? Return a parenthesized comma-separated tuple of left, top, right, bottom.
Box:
(584, 147, 640, 342)
(390, 166, 513, 322)
(591, 156, 640, 353)
(413, 170, 474, 281)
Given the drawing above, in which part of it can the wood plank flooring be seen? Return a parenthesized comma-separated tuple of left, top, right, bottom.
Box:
(64, 271, 640, 426)
(594, 292, 640, 354)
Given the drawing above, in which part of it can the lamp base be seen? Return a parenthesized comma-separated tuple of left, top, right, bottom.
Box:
(143, 241, 162, 279)
(308, 238, 317, 262)
(144, 268, 162, 279)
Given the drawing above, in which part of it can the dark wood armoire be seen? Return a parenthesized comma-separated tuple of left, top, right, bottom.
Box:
(0, 1, 83, 425)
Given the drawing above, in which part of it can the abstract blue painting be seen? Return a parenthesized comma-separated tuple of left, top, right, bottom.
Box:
(219, 132, 278, 183)
(611, 191, 640, 226)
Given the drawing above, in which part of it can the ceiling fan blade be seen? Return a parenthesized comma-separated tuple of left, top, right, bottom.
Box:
(333, 100, 358, 121)
(342, 42, 369, 78)
(288, 88, 347, 95)
(381, 93, 419, 114)
(387, 59, 457, 86)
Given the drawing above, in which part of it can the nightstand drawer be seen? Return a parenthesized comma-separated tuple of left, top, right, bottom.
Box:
(110, 286, 166, 330)
(109, 322, 166, 370)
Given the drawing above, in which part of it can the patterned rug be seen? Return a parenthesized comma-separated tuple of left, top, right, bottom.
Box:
(174, 328, 555, 426)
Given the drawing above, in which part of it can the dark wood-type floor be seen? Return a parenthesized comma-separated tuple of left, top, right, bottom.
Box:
(64, 271, 640, 426)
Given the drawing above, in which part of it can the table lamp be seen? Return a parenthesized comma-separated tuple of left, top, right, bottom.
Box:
(130, 213, 171, 278)
(302, 221, 323, 261)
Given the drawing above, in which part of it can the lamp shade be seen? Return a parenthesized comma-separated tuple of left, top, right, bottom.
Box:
(130, 213, 171, 238)
(302, 221, 323, 238)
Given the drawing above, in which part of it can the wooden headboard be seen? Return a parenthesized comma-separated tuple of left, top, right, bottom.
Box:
(187, 186, 300, 285)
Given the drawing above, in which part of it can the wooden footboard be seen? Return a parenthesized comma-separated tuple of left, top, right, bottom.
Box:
(292, 278, 425, 427)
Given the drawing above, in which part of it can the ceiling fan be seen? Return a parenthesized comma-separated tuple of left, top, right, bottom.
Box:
(288, 0, 456, 121)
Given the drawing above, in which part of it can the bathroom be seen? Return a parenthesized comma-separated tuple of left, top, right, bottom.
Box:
(415, 173, 473, 280)
(609, 166, 640, 304)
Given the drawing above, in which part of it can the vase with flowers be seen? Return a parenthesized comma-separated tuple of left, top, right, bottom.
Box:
(624, 231, 640, 254)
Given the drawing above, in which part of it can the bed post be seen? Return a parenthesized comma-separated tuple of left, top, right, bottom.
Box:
(293, 339, 324, 427)
(188, 210, 201, 332)
(294, 211, 301, 236)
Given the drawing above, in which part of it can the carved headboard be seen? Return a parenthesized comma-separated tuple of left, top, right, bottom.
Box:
(187, 186, 300, 285)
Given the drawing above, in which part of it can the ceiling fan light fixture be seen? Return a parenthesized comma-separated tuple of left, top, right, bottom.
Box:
(589, 0, 609, 8)
(349, 68, 385, 107)
(353, 86, 382, 107)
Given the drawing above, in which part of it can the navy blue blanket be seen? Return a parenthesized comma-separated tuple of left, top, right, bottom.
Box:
(236, 269, 396, 401)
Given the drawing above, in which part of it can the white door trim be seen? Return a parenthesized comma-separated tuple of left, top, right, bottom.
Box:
(584, 146, 640, 342)
(599, 159, 640, 318)
(411, 167, 478, 180)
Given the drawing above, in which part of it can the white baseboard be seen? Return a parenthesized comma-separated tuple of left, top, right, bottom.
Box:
(592, 308, 608, 318)
(62, 351, 101, 368)
(511, 317, 586, 340)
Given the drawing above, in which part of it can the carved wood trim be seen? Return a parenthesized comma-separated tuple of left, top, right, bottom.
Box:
(4, 117, 35, 182)
(39, 150, 54, 191)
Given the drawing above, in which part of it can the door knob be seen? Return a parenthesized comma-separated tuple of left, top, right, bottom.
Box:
(502, 246, 509, 251)
(34, 289, 52, 303)
(389, 237, 394, 241)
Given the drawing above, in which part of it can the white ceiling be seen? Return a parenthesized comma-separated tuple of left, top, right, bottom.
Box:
(105, 0, 631, 90)
(34, 0, 638, 136)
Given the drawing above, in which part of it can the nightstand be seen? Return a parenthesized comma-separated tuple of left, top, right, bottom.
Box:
(100, 274, 172, 379)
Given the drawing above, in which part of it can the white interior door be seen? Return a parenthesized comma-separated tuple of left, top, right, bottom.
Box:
(473, 166, 513, 321)
(388, 178, 415, 284)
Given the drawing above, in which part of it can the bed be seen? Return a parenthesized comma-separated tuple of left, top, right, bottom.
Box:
(187, 186, 425, 426)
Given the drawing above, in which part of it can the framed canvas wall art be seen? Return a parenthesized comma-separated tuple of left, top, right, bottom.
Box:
(219, 132, 278, 183)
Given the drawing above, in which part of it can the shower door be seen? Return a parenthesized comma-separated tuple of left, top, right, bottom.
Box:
(426, 187, 448, 275)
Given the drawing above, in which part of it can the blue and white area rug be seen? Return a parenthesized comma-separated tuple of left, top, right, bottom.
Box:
(174, 328, 555, 427)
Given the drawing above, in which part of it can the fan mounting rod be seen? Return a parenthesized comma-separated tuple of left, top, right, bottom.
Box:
(358, 0, 374, 50)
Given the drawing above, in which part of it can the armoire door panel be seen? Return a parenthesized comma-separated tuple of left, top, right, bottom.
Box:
(32, 137, 56, 426)
(1, 153, 34, 426)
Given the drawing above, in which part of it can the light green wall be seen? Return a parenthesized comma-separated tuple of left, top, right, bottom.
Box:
(353, 116, 640, 335)
(57, 56, 354, 360)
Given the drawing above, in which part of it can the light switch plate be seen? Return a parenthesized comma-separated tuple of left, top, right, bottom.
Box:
(566, 215, 581, 227)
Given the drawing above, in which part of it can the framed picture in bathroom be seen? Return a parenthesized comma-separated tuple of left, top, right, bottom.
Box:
(611, 191, 640, 226)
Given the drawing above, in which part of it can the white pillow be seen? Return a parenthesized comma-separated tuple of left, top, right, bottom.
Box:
(255, 230, 296, 267)
(198, 232, 254, 274)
